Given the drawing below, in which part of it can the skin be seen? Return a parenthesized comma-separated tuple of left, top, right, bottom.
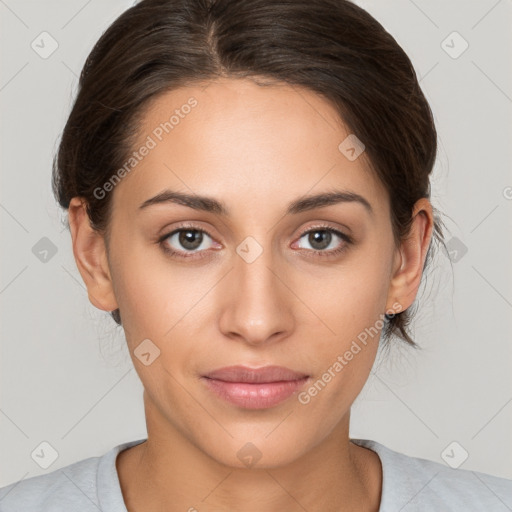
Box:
(68, 77, 433, 512)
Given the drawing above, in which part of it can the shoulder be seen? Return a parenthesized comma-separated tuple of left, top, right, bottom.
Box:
(0, 454, 101, 511)
(0, 439, 145, 512)
(351, 438, 512, 512)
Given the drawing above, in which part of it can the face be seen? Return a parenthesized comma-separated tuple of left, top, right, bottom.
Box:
(97, 77, 405, 467)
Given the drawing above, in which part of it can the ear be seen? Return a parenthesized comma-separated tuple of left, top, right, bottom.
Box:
(68, 197, 119, 312)
(385, 198, 434, 314)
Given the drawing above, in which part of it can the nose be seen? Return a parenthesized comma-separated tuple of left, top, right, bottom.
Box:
(217, 245, 295, 347)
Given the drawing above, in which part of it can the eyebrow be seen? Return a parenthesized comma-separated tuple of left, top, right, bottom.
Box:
(139, 189, 374, 217)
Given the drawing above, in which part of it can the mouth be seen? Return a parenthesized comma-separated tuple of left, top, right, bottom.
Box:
(201, 365, 310, 409)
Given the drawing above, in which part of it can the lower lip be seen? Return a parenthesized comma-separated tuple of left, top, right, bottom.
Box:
(201, 377, 310, 409)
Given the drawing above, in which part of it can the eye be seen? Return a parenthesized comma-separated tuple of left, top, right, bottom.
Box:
(294, 226, 352, 256)
(159, 226, 217, 258)
(158, 223, 353, 260)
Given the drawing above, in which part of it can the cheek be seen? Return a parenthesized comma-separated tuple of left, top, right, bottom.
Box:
(294, 281, 385, 429)
(108, 239, 171, 337)
(110, 247, 209, 392)
(297, 254, 391, 341)
(109, 241, 217, 343)
(292, 251, 391, 391)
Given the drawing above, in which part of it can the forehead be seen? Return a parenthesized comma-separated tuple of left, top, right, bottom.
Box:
(111, 77, 389, 219)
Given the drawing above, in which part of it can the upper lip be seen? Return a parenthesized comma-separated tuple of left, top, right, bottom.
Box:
(202, 365, 309, 383)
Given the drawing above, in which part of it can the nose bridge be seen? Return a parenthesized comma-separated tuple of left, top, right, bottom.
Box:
(218, 237, 294, 344)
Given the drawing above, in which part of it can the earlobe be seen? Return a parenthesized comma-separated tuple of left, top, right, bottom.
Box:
(68, 197, 119, 312)
(385, 198, 434, 314)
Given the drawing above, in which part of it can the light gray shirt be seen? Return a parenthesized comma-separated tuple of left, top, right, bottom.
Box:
(1, 438, 511, 511)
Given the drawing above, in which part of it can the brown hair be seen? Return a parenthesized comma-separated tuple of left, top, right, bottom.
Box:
(52, 0, 448, 348)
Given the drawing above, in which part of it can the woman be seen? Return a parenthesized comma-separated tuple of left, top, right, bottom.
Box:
(1, 0, 510, 510)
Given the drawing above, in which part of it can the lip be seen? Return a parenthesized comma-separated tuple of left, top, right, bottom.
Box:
(201, 365, 310, 409)
(203, 365, 308, 383)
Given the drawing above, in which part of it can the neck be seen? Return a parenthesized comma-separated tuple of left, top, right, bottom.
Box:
(116, 398, 382, 512)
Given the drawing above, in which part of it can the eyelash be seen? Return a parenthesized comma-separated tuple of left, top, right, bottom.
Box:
(157, 223, 353, 260)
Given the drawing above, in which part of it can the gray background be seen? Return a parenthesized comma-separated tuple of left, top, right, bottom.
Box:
(1, 0, 511, 487)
